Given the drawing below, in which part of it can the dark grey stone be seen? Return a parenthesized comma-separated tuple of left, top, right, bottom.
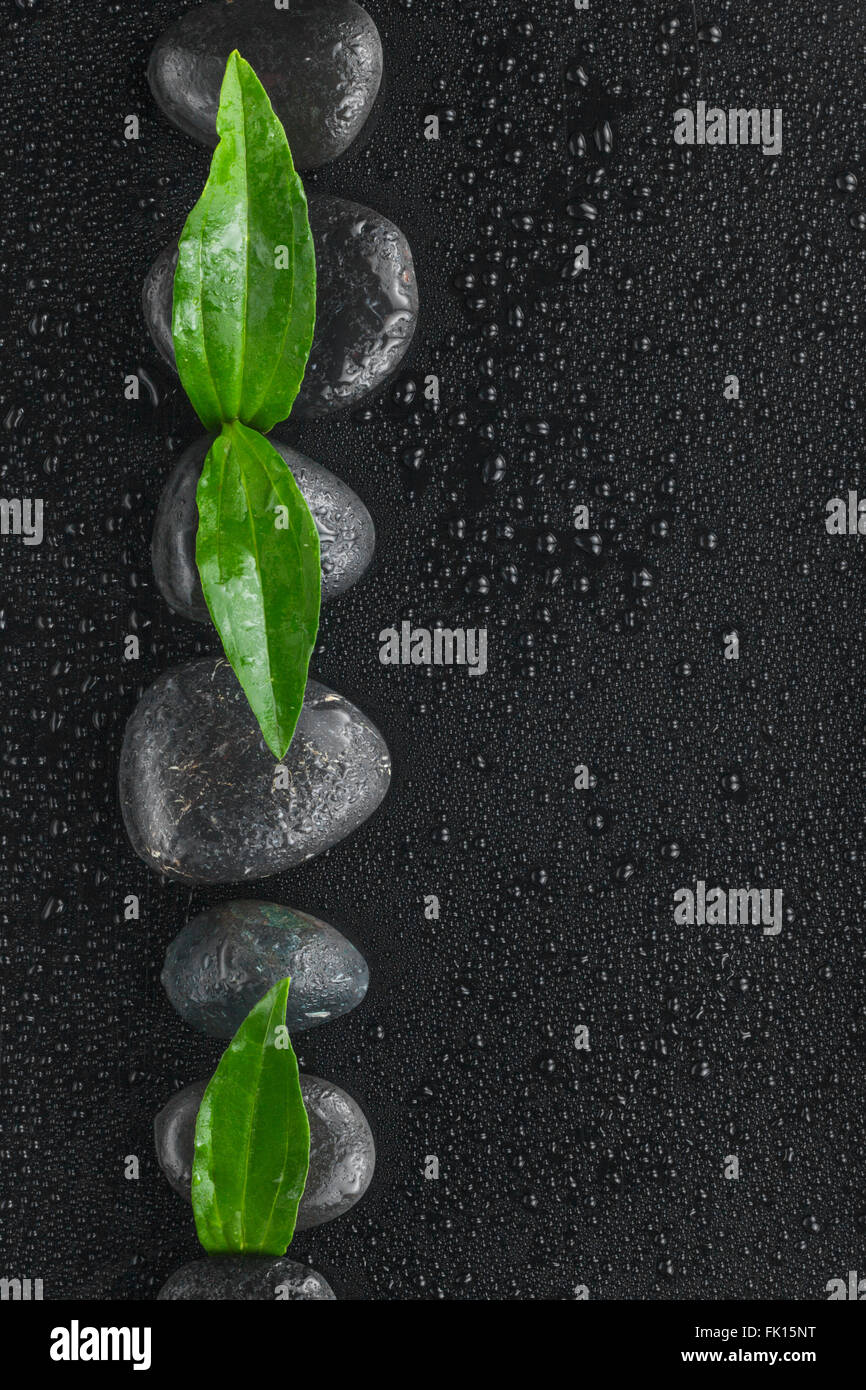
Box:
(161, 899, 369, 1037)
(298, 1074, 377, 1230)
(155, 1074, 376, 1231)
(154, 1076, 208, 1201)
(119, 658, 390, 883)
(151, 436, 375, 623)
(158, 1256, 336, 1301)
(141, 239, 176, 369)
(142, 195, 418, 420)
(297, 196, 418, 418)
(148, 0, 382, 170)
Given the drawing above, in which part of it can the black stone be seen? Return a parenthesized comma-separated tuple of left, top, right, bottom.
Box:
(158, 1256, 335, 1301)
(155, 1074, 376, 1230)
(142, 195, 418, 420)
(151, 436, 375, 623)
(119, 658, 390, 883)
(298, 196, 419, 418)
(154, 1076, 208, 1201)
(300, 1074, 376, 1229)
(161, 899, 369, 1037)
(141, 240, 176, 369)
(148, 0, 382, 170)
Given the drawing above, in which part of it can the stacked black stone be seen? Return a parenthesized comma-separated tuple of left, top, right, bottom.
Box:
(119, 0, 418, 1300)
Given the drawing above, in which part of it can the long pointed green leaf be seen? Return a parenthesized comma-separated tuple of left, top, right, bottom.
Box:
(172, 49, 316, 433)
(196, 420, 320, 759)
(192, 978, 310, 1255)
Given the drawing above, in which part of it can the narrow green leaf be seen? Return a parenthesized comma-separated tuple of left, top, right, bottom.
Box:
(196, 419, 321, 759)
(192, 978, 310, 1255)
(172, 49, 316, 433)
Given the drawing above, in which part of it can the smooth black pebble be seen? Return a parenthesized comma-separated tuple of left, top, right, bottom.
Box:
(148, 0, 382, 170)
(161, 899, 369, 1037)
(142, 195, 418, 420)
(119, 657, 391, 883)
(152, 435, 375, 623)
(155, 1074, 376, 1230)
(158, 1256, 336, 1300)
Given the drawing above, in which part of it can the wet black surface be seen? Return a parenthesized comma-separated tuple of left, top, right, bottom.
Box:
(2, 0, 866, 1301)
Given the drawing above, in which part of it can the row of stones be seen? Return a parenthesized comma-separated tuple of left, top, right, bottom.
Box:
(122, 0, 409, 1302)
(155, 901, 376, 1299)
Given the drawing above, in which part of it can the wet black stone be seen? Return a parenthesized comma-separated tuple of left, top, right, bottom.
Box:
(148, 0, 382, 171)
(155, 1074, 376, 1230)
(298, 196, 418, 417)
(161, 899, 369, 1037)
(141, 240, 177, 368)
(155, 1077, 205, 1201)
(158, 1256, 335, 1301)
(151, 436, 375, 623)
(298, 1074, 376, 1229)
(142, 195, 418, 420)
(119, 658, 391, 883)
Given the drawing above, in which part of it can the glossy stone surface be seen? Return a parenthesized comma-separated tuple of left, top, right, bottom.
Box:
(151, 436, 375, 623)
(161, 899, 369, 1037)
(141, 239, 176, 367)
(148, 0, 382, 170)
(155, 1074, 376, 1230)
(158, 1256, 336, 1301)
(296, 196, 418, 417)
(299, 1074, 376, 1229)
(119, 658, 391, 883)
(142, 195, 418, 420)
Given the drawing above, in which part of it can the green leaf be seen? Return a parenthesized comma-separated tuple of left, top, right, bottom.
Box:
(192, 978, 310, 1255)
(196, 419, 321, 759)
(172, 49, 316, 434)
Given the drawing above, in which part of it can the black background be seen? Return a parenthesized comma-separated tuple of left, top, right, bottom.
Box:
(2, 0, 865, 1302)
